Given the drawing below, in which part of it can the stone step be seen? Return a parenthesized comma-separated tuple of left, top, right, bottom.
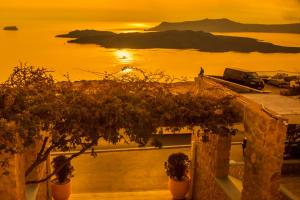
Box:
(281, 176, 300, 199)
(70, 190, 172, 200)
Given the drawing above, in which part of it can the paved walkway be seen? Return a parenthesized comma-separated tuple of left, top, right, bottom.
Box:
(68, 148, 190, 193)
(52, 135, 243, 198)
(70, 190, 172, 200)
(66, 146, 242, 194)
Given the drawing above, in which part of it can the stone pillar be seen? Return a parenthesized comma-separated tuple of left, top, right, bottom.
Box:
(0, 153, 25, 200)
(241, 106, 287, 200)
(215, 134, 232, 178)
(192, 132, 232, 200)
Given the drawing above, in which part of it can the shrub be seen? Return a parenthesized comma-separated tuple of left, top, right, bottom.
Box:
(165, 152, 190, 181)
(51, 155, 74, 184)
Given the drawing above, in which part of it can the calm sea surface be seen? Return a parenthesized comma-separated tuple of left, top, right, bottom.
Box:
(0, 20, 300, 82)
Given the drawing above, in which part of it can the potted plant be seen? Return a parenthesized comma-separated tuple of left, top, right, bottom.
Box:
(51, 155, 74, 200)
(165, 152, 191, 200)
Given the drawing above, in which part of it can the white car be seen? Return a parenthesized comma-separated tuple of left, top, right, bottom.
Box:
(290, 80, 300, 88)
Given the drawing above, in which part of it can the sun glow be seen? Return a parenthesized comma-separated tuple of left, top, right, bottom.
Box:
(129, 23, 149, 28)
(115, 49, 133, 63)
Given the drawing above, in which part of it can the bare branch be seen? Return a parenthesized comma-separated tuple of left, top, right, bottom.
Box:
(25, 137, 49, 177)
(25, 139, 97, 185)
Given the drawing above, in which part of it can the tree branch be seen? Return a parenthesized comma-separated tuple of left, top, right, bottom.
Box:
(25, 136, 71, 177)
(25, 137, 49, 177)
(25, 145, 56, 177)
(25, 139, 98, 185)
(37, 137, 49, 159)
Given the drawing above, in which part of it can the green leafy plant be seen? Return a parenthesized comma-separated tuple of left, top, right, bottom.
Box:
(165, 152, 190, 181)
(284, 125, 300, 159)
(52, 155, 74, 184)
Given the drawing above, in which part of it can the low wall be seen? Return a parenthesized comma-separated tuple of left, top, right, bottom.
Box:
(229, 163, 244, 181)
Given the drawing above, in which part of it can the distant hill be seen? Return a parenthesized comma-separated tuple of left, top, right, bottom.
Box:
(57, 30, 300, 53)
(57, 30, 114, 38)
(147, 18, 300, 34)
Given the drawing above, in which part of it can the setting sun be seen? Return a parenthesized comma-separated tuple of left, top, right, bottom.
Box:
(129, 23, 149, 28)
(115, 49, 133, 64)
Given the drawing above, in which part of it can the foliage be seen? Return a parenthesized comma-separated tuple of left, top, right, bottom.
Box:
(52, 155, 74, 184)
(284, 125, 300, 159)
(0, 66, 55, 149)
(0, 65, 241, 184)
(165, 152, 190, 181)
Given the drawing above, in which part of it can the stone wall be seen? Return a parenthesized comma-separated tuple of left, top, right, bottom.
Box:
(24, 139, 50, 200)
(0, 136, 50, 200)
(192, 133, 231, 200)
(0, 152, 25, 200)
(191, 77, 238, 200)
(239, 98, 287, 200)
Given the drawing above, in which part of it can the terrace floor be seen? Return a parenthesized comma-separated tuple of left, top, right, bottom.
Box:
(50, 134, 244, 200)
(70, 190, 172, 200)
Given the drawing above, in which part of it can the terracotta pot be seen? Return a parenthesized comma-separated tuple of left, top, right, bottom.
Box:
(168, 177, 190, 200)
(51, 179, 71, 200)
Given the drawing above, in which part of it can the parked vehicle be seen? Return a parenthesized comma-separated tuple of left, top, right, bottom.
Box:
(290, 79, 300, 88)
(223, 68, 264, 90)
(267, 73, 300, 88)
(267, 73, 289, 88)
(268, 79, 290, 88)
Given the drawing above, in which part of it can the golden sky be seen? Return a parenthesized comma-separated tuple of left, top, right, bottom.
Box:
(1, 0, 300, 23)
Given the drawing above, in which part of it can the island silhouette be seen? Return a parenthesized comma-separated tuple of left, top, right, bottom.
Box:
(3, 26, 18, 31)
(57, 30, 300, 53)
(147, 18, 300, 34)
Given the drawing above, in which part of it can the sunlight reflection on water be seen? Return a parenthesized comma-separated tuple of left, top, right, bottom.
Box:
(115, 49, 134, 64)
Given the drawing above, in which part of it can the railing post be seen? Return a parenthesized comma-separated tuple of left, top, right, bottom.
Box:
(46, 155, 51, 200)
(189, 140, 198, 200)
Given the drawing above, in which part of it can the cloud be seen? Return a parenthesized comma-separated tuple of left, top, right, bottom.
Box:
(281, 0, 300, 22)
